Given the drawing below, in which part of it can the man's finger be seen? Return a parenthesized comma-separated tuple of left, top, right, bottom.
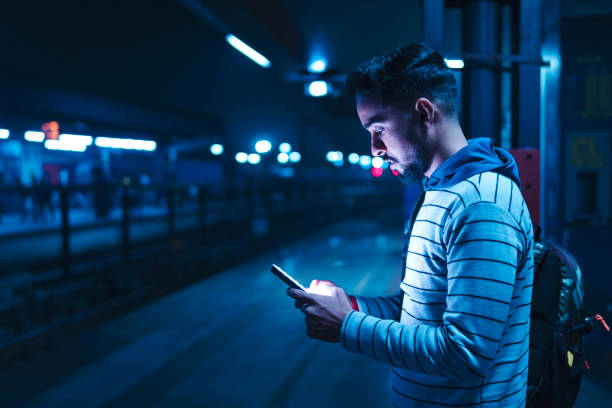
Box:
(294, 298, 308, 309)
(287, 288, 315, 301)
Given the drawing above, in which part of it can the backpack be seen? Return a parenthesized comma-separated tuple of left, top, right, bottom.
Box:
(526, 228, 609, 407)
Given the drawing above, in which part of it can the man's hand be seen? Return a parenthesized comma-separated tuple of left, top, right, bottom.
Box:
(287, 280, 353, 343)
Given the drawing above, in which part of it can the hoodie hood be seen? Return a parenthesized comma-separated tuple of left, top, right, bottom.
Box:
(423, 138, 521, 190)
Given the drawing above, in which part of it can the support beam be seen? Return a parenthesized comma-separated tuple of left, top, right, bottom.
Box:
(462, 0, 502, 145)
(540, 0, 563, 243)
(512, 0, 541, 149)
(421, 0, 445, 51)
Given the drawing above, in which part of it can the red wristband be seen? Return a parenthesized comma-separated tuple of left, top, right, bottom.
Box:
(349, 295, 359, 311)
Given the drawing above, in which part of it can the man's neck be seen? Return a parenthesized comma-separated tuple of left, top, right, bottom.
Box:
(423, 120, 467, 178)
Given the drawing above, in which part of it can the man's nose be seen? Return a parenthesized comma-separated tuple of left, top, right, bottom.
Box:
(371, 135, 386, 157)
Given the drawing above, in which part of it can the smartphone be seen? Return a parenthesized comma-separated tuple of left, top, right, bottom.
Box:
(270, 264, 306, 291)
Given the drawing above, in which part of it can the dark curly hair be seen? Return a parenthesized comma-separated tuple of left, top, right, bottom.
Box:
(346, 43, 458, 115)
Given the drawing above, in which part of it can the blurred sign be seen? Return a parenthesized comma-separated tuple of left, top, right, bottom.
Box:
(571, 137, 606, 169)
(41, 121, 60, 141)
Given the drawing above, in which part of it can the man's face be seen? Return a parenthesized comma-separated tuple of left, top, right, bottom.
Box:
(356, 94, 429, 184)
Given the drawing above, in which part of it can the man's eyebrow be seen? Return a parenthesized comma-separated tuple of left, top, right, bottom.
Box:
(363, 114, 386, 129)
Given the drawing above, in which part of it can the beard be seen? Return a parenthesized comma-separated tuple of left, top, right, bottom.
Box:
(397, 160, 425, 185)
(395, 147, 427, 185)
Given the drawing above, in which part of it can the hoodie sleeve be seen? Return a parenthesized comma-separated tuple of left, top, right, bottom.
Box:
(352, 293, 402, 320)
(340, 202, 526, 379)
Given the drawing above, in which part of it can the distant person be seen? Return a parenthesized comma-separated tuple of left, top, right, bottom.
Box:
(92, 166, 112, 218)
(33, 172, 54, 222)
(288, 43, 535, 407)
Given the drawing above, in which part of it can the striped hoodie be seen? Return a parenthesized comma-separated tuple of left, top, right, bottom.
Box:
(340, 138, 534, 407)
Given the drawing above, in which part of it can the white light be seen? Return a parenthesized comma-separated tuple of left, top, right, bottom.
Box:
(0, 129, 9, 139)
(289, 151, 301, 163)
(372, 157, 384, 168)
(247, 153, 261, 164)
(44, 139, 87, 152)
(225, 34, 271, 68)
(279, 142, 292, 153)
(308, 80, 329, 97)
(94, 137, 156, 151)
(309, 59, 327, 73)
(255, 140, 272, 154)
(24, 131, 44, 142)
(359, 155, 372, 166)
(335, 151, 343, 162)
(348, 153, 359, 164)
(444, 59, 464, 69)
(235, 152, 248, 163)
(210, 144, 224, 155)
(59, 133, 93, 146)
(277, 152, 289, 164)
(326, 151, 338, 162)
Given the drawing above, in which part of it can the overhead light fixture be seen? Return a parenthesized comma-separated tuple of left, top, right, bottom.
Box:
(235, 152, 248, 163)
(94, 137, 156, 151)
(60, 134, 93, 146)
(210, 143, 224, 155)
(289, 152, 301, 163)
(0, 129, 9, 139)
(309, 59, 327, 73)
(24, 131, 45, 142)
(277, 152, 289, 164)
(307, 80, 329, 97)
(444, 59, 464, 69)
(44, 139, 88, 152)
(255, 140, 272, 154)
(226, 34, 271, 68)
(247, 153, 261, 164)
(279, 142, 292, 153)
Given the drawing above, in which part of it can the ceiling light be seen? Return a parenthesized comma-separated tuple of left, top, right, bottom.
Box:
(309, 59, 327, 73)
(444, 59, 464, 69)
(226, 34, 271, 68)
(307, 81, 329, 97)
(210, 144, 224, 155)
(255, 140, 272, 154)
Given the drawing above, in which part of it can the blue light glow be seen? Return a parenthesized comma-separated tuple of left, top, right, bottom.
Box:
(359, 155, 372, 167)
(210, 144, 224, 155)
(348, 153, 359, 164)
(44, 139, 87, 152)
(326, 151, 338, 162)
(277, 152, 289, 164)
(371, 157, 384, 168)
(247, 153, 261, 164)
(94, 137, 156, 151)
(24, 131, 44, 142)
(309, 59, 327, 73)
(235, 152, 248, 163)
(255, 140, 272, 154)
(444, 59, 464, 69)
(289, 152, 301, 163)
(279, 142, 292, 153)
(0, 129, 9, 139)
(60, 133, 93, 146)
(308, 81, 329, 97)
(226, 34, 271, 68)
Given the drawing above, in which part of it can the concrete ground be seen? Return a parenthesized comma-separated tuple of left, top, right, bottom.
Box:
(0, 214, 609, 407)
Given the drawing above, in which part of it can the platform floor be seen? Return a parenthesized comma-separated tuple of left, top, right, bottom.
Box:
(0, 215, 609, 407)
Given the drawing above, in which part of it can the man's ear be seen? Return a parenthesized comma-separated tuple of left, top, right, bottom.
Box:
(414, 98, 435, 127)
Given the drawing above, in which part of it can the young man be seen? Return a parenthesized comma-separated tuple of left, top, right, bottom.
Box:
(288, 43, 534, 407)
